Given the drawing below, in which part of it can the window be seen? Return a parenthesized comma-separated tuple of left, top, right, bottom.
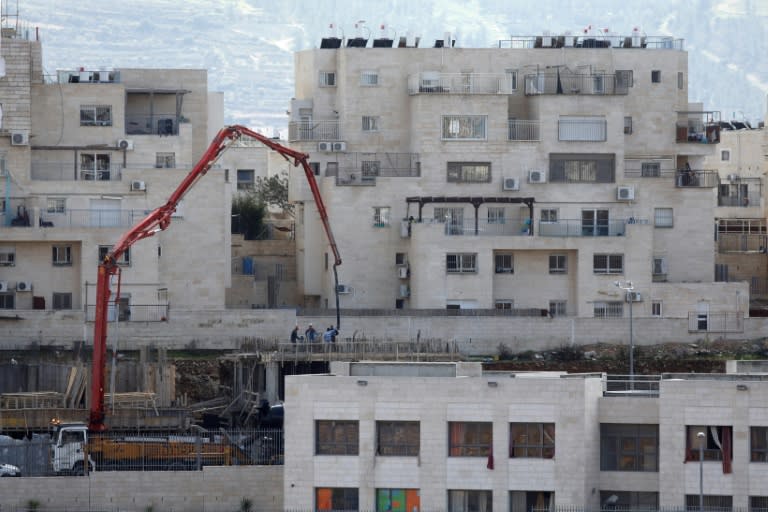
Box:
(447, 162, 491, 183)
(362, 115, 380, 132)
(750, 427, 768, 462)
(510, 423, 555, 458)
(495, 253, 513, 273)
(653, 257, 668, 281)
(721, 150, 731, 161)
(308, 162, 320, 176)
(540, 209, 558, 223)
(376, 421, 419, 456)
(316, 488, 358, 512)
(641, 162, 661, 177)
(52, 245, 72, 266)
(373, 206, 391, 227)
(751, 497, 768, 512)
(651, 70, 661, 83)
(505, 69, 518, 91)
(80, 153, 111, 180)
(361, 160, 380, 180)
(236, 169, 255, 190)
(448, 490, 492, 512)
(654, 208, 673, 227)
(599, 491, 658, 511)
(549, 255, 567, 274)
(495, 300, 514, 310)
(447, 253, 477, 274)
(600, 424, 658, 471)
(488, 207, 505, 224)
(155, 152, 175, 168)
(80, 104, 112, 126)
(549, 154, 615, 183)
(360, 70, 379, 86)
(98, 246, 130, 266)
(624, 116, 633, 135)
(549, 301, 566, 317)
(315, 420, 359, 455)
(318, 71, 336, 87)
(325, 162, 338, 177)
(678, 71, 684, 89)
(594, 301, 623, 318)
(47, 198, 66, 214)
(558, 116, 607, 142)
(616, 70, 633, 89)
(0, 293, 14, 309)
(442, 115, 487, 140)
(395, 253, 407, 265)
(593, 74, 605, 94)
(448, 421, 492, 456)
(52, 292, 73, 310)
(377, 489, 420, 512)
(0, 247, 15, 266)
(684, 495, 732, 512)
(510, 491, 554, 512)
(593, 254, 623, 274)
(651, 301, 662, 317)
(685, 425, 733, 462)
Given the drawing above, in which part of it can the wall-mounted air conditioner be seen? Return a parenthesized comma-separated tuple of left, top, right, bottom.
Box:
(15, 281, 32, 292)
(11, 131, 29, 146)
(399, 284, 411, 297)
(117, 139, 134, 151)
(528, 170, 546, 183)
(318, 141, 332, 152)
(398, 266, 409, 279)
(0, 281, 7, 292)
(131, 180, 146, 191)
(625, 291, 642, 302)
(617, 186, 635, 200)
(336, 284, 353, 294)
(502, 177, 520, 191)
(332, 142, 346, 152)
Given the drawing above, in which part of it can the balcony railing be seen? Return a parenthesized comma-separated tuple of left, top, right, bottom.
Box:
(675, 170, 719, 188)
(31, 163, 124, 181)
(288, 120, 340, 141)
(38, 209, 145, 229)
(125, 114, 178, 135)
(538, 219, 627, 237)
(442, 219, 532, 236)
(508, 120, 540, 141)
(718, 192, 760, 207)
(676, 111, 721, 144)
(498, 34, 683, 50)
(86, 304, 170, 322)
(407, 73, 513, 95)
(687, 311, 743, 333)
(717, 233, 768, 253)
(524, 73, 629, 95)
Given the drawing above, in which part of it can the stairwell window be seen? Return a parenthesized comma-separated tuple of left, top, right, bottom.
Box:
(318, 71, 336, 87)
(80, 104, 112, 126)
(651, 70, 661, 83)
(624, 116, 633, 135)
(46, 198, 66, 214)
(52, 245, 72, 266)
(360, 70, 379, 86)
(442, 115, 487, 140)
(447, 253, 477, 274)
(373, 207, 391, 227)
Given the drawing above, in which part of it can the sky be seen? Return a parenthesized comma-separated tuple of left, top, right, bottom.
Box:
(11, 0, 768, 135)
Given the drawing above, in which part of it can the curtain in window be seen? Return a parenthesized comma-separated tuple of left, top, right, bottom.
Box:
(486, 443, 494, 470)
(720, 426, 732, 474)
(543, 424, 556, 458)
(317, 488, 333, 511)
(450, 423, 466, 456)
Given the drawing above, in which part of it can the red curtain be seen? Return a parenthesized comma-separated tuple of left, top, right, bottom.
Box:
(721, 426, 732, 474)
(486, 445, 494, 470)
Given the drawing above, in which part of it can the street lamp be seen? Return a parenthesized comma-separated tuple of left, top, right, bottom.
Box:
(614, 280, 635, 387)
(697, 431, 706, 512)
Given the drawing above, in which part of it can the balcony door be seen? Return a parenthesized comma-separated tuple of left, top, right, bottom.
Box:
(582, 209, 609, 236)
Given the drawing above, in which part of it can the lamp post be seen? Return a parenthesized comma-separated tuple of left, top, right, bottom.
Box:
(698, 431, 705, 512)
(614, 280, 634, 387)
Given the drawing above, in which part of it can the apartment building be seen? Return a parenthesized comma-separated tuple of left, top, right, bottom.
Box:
(0, 29, 231, 319)
(288, 30, 748, 323)
(284, 361, 768, 512)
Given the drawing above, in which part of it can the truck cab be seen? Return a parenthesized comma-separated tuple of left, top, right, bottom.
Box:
(52, 423, 95, 475)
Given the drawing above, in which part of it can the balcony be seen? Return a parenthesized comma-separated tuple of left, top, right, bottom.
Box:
(676, 111, 721, 144)
(508, 120, 540, 141)
(36, 209, 144, 229)
(126, 115, 178, 136)
(687, 311, 743, 333)
(441, 219, 533, 236)
(524, 73, 629, 95)
(326, 153, 420, 186)
(407, 73, 513, 95)
(675, 169, 719, 188)
(32, 163, 124, 181)
(717, 233, 767, 253)
(538, 219, 628, 237)
(288, 120, 340, 141)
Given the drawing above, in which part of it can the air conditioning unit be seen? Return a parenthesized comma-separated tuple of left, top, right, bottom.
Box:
(502, 177, 520, 191)
(131, 180, 146, 191)
(15, 281, 32, 292)
(318, 141, 332, 152)
(625, 291, 642, 302)
(336, 284, 353, 294)
(528, 170, 546, 183)
(617, 186, 635, 200)
(11, 131, 29, 146)
(332, 142, 347, 152)
(399, 284, 411, 297)
(0, 281, 7, 292)
(727, 174, 740, 182)
(398, 266, 409, 279)
(117, 139, 134, 151)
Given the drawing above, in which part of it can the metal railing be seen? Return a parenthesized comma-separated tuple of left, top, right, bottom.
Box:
(440, 219, 533, 237)
(498, 34, 684, 50)
(717, 233, 768, 253)
(538, 219, 626, 237)
(558, 119, 607, 141)
(288, 120, 341, 141)
(508, 120, 541, 141)
(603, 375, 661, 396)
(407, 72, 513, 95)
(31, 162, 124, 181)
(687, 311, 744, 333)
(0, 428, 283, 476)
(675, 170, 719, 188)
(277, 339, 462, 362)
(85, 304, 170, 322)
(39, 209, 144, 228)
(718, 192, 760, 207)
(524, 73, 629, 95)
(125, 114, 178, 135)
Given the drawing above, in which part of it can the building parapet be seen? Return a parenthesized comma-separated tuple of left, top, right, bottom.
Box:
(498, 34, 683, 50)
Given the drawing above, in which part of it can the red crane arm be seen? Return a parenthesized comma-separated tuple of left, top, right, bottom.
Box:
(89, 125, 341, 431)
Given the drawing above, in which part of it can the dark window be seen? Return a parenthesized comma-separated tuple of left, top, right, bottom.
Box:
(0, 293, 14, 309)
(448, 421, 492, 457)
(511, 491, 554, 512)
(624, 116, 633, 135)
(315, 420, 359, 455)
(98, 246, 130, 266)
(80, 105, 112, 126)
(651, 70, 661, 83)
(684, 495, 732, 512)
(52, 245, 72, 266)
(155, 152, 175, 168)
(750, 427, 768, 462)
(316, 487, 357, 511)
(52, 292, 73, 310)
(750, 497, 768, 512)
(600, 424, 658, 471)
(616, 70, 633, 89)
(593, 254, 624, 274)
(549, 154, 615, 183)
(600, 491, 658, 511)
(376, 489, 420, 512)
(447, 253, 477, 273)
(448, 490, 492, 512)
(510, 422, 555, 458)
(237, 169, 255, 190)
(685, 425, 732, 462)
(377, 421, 419, 456)
(641, 162, 660, 177)
(447, 162, 491, 183)
(549, 255, 567, 274)
(495, 253, 513, 273)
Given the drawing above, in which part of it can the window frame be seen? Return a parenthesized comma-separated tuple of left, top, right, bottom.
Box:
(0, 247, 15, 267)
(448, 421, 492, 457)
(721, 150, 731, 162)
(651, 70, 661, 83)
(600, 423, 659, 472)
(441, 115, 487, 140)
(372, 206, 391, 227)
(316, 487, 358, 512)
(79, 104, 112, 126)
(448, 490, 493, 512)
(447, 253, 477, 274)
(549, 254, 567, 274)
(549, 153, 615, 183)
(495, 300, 514, 310)
(362, 115, 380, 132)
(651, 301, 663, 318)
(654, 207, 674, 228)
(594, 301, 623, 318)
(487, 206, 505, 224)
(52, 292, 73, 310)
(641, 162, 661, 177)
(155, 152, 176, 168)
(549, 301, 567, 317)
(98, 246, 131, 266)
(686, 425, 733, 462)
(750, 426, 768, 462)
(447, 162, 491, 183)
(79, 153, 112, 180)
(46, 197, 66, 214)
(541, 208, 558, 223)
(318, 71, 336, 87)
(52, 245, 72, 266)
(0, 293, 14, 309)
(376, 421, 420, 457)
(510, 422, 555, 459)
(593, 254, 624, 274)
(494, 253, 514, 274)
(236, 169, 255, 190)
(360, 70, 379, 86)
(315, 420, 359, 456)
(376, 489, 420, 512)
(624, 116, 633, 135)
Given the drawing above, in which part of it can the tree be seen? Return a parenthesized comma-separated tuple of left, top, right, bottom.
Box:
(253, 172, 293, 216)
(231, 194, 266, 240)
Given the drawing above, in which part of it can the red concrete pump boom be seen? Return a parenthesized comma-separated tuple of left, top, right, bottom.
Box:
(89, 125, 342, 431)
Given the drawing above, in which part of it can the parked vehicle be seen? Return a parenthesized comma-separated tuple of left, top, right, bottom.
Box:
(0, 462, 20, 477)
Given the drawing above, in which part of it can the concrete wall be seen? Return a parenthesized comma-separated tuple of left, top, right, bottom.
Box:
(0, 466, 283, 512)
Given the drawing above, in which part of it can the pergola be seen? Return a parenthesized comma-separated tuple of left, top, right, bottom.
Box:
(405, 196, 536, 235)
